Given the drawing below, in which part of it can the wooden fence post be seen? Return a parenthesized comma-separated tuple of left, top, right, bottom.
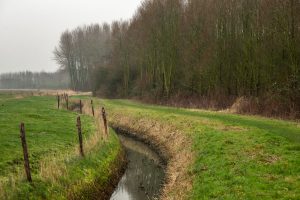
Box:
(76, 116, 84, 157)
(20, 123, 32, 182)
(101, 107, 108, 135)
(79, 100, 82, 114)
(57, 95, 60, 109)
(66, 95, 69, 110)
(91, 100, 95, 117)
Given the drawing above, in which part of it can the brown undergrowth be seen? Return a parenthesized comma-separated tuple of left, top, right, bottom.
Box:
(139, 94, 300, 120)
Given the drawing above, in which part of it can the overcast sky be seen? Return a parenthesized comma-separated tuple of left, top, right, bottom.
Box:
(0, 0, 142, 74)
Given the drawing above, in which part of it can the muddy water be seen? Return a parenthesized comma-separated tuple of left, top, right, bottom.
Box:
(110, 134, 165, 200)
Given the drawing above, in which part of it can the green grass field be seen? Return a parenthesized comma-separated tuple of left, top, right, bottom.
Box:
(101, 99, 300, 200)
(0, 93, 121, 199)
(1, 93, 299, 199)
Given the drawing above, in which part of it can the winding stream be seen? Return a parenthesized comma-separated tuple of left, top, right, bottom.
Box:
(110, 134, 165, 200)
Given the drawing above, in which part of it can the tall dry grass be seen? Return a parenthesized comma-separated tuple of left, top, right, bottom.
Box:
(0, 168, 26, 199)
(39, 98, 106, 184)
(39, 153, 68, 183)
(0, 179, 5, 199)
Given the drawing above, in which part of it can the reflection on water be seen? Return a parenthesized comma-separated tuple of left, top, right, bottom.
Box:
(110, 134, 165, 200)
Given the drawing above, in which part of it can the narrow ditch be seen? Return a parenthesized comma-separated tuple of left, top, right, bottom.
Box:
(110, 133, 166, 200)
(67, 100, 166, 199)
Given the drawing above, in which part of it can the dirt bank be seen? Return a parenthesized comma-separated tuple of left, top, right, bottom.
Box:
(109, 115, 195, 200)
(71, 98, 194, 199)
(69, 150, 127, 200)
(65, 99, 128, 200)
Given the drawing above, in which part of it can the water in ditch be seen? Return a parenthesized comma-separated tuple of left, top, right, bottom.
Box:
(110, 134, 165, 200)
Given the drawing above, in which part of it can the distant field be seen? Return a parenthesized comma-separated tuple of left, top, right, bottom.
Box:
(0, 93, 121, 199)
(101, 99, 300, 200)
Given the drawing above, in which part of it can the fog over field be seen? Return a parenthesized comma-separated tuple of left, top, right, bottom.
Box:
(0, 0, 142, 73)
(0, 0, 299, 199)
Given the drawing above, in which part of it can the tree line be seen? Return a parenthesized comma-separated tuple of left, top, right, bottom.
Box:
(0, 71, 69, 89)
(54, 0, 300, 117)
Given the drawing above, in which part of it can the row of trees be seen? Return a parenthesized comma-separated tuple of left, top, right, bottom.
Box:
(54, 24, 111, 91)
(0, 71, 69, 89)
(55, 0, 300, 116)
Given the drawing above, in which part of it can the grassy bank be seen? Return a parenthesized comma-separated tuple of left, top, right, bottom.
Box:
(99, 99, 300, 200)
(0, 94, 122, 199)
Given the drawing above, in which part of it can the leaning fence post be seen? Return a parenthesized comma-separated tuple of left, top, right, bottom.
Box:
(91, 100, 95, 117)
(76, 116, 84, 157)
(20, 123, 32, 182)
(57, 94, 60, 109)
(79, 100, 82, 114)
(101, 107, 108, 135)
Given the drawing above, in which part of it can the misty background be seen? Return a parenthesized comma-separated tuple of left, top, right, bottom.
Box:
(0, 0, 298, 118)
(0, 0, 142, 74)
